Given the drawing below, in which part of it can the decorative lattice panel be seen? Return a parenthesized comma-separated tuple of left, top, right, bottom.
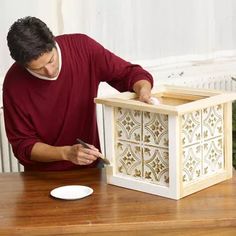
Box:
(115, 107, 169, 186)
(181, 104, 224, 184)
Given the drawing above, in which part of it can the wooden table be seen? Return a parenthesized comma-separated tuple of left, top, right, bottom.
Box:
(0, 168, 236, 236)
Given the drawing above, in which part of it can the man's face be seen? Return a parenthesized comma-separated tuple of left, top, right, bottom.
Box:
(26, 47, 60, 78)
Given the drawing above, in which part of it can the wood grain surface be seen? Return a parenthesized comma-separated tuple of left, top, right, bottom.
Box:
(0, 168, 235, 235)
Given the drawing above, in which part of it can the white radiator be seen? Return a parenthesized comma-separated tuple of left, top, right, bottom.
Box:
(0, 109, 24, 172)
(147, 60, 236, 92)
(158, 75, 236, 92)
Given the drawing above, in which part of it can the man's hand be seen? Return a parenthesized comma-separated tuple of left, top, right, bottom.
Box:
(132, 80, 152, 104)
(64, 144, 102, 165)
(31, 142, 102, 165)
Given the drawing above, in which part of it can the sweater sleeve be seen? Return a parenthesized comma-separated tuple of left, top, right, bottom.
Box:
(84, 35, 154, 92)
(3, 89, 41, 166)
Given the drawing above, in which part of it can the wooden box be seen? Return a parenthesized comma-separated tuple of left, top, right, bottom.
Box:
(95, 85, 236, 199)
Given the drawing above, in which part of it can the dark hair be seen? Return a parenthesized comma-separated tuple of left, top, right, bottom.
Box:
(7, 16, 56, 66)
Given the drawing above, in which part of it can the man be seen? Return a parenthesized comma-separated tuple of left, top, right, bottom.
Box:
(3, 16, 153, 171)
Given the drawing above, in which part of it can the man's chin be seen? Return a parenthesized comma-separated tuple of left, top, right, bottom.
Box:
(48, 75, 57, 79)
(48, 72, 59, 78)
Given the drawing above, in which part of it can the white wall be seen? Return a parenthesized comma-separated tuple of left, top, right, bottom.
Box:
(60, 0, 236, 62)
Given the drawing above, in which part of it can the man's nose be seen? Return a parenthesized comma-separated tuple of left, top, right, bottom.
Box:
(44, 65, 54, 76)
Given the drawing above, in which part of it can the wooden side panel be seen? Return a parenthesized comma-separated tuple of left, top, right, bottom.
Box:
(168, 115, 182, 199)
(182, 172, 230, 197)
(224, 102, 233, 179)
(103, 106, 115, 168)
(181, 102, 232, 197)
(108, 108, 177, 199)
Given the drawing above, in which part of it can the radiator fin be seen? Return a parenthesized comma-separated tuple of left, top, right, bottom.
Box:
(0, 109, 24, 172)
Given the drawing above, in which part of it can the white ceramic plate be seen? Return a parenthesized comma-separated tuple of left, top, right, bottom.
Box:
(50, 185, 93, 200)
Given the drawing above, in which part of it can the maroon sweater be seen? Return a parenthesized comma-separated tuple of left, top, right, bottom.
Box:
(3, 34, 153, 171)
